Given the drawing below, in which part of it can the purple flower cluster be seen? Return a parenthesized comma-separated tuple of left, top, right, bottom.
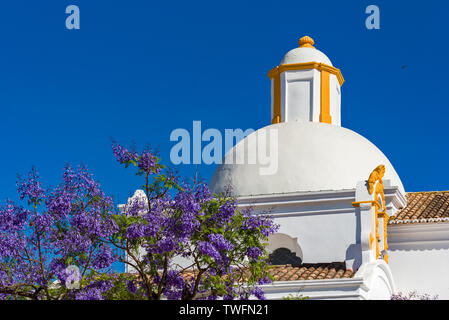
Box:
(112, 141, 161, 176)
(112, 141, 136, 165)
(0, 166, 118, 300)
(198, 241, 221, 261)
(162, 270, 185, 300)
(208, 234, 234, 252)
(138, 151, 160, 175)
(246, 247, 262, 260)
(75, 280, 113, 300)
(0, 141, 279, 301)
(126, 280, 137, 294)
(391, 291, 439, 300)
(251, 287, 266, 300)
(242, 208, 279, 237)
(16, 167, 45, 205)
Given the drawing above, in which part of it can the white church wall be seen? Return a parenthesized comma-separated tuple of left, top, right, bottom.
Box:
(272, 210, 357, 263)
(281, 69, 322, 123)
(238, 190, 359, 264)
(238, 187, 405, 268)
(261, 277, 365, 300)
(388, 222, 449, 299)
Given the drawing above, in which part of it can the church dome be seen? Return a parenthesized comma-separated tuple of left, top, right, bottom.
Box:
(280, 36, 333, 66)
(210, 121, 404, 196)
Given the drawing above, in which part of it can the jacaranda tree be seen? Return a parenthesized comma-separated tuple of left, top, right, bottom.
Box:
(0, 165, 118, 300)
(108, 142, 278, 300)
(0, 142, 278, 300)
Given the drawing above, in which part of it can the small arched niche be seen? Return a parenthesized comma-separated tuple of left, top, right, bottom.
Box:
(268, 248, 303, 267)
(267, 233, 303, 266)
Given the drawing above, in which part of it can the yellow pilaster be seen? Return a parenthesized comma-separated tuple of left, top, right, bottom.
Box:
(320, 70, 331, 124)
(271, 74, 281, 124)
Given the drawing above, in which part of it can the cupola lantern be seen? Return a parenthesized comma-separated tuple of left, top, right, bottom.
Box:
(268, 36, 344, 126)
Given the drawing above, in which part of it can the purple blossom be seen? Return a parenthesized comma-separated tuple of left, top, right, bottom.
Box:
(251, 287, 266, 300)
(138, 151, 159, 175)
(75, 280, 113, 300)
(198, 241, 221, 261)
(0, 165, 118, 300)
(16, 167, 45, 204)
(216, 200, 236, 223)
(163, 270, 185, 300)
(126, 280, 137, 294)
(126, 223, 146, 240)
(112, 141, 137, 164)
(257, 277, 272, 285)
(247, 247, 263, 260)
(208, 234, 234, 251)
(92, 245, 115, 269)
(391, 291, 439, 300)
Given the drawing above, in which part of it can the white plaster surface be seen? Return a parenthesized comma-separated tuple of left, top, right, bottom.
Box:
(210, 121, 405, 196)
(388, 223, 449, 299)
(281, 47, 333, 66)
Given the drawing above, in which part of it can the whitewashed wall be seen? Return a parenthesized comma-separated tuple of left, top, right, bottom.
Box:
(388, 222, 449, 299)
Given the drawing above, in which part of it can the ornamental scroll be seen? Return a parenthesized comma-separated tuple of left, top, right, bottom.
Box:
(368, 165, 389, 262)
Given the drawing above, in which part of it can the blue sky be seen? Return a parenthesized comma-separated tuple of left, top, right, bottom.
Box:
(0, 0, 448, 207)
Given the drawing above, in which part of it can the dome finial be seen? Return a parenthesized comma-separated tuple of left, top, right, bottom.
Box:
(298, 36, 315, 48)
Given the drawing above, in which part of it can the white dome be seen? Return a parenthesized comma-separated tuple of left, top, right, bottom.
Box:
(210, 121, 404, 196)
(281, 47, 333, 66)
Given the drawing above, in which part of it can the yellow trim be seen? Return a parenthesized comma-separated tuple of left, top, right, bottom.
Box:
(375, 210, 390, 262)
(268, 62, 344, 86)
(367, 165, 387, 261)
(320, 70, 331, 124)
(351, 201, 375, 207)
(377, 211, 388, 218)
(271, 74, 281, 124)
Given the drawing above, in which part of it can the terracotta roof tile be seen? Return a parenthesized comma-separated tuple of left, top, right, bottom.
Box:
(390, 191, 449, 225)
(180, 262, 355, 283)
(267, 262, 354, 281)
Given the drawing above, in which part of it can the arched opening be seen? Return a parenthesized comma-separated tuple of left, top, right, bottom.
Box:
(267, 233, 303, 261)
(268, 247, 303, 267)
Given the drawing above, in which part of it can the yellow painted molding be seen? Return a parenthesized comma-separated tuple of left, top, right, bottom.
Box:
(320, 70, 331, 124)
(368, 165, 387, 261)
(268, 62, 344, 86)
(271, 74, 281, 124)
(351, 200, 375, 207)
(368, 165, 386, 195)
(377, 211, 388, 218)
